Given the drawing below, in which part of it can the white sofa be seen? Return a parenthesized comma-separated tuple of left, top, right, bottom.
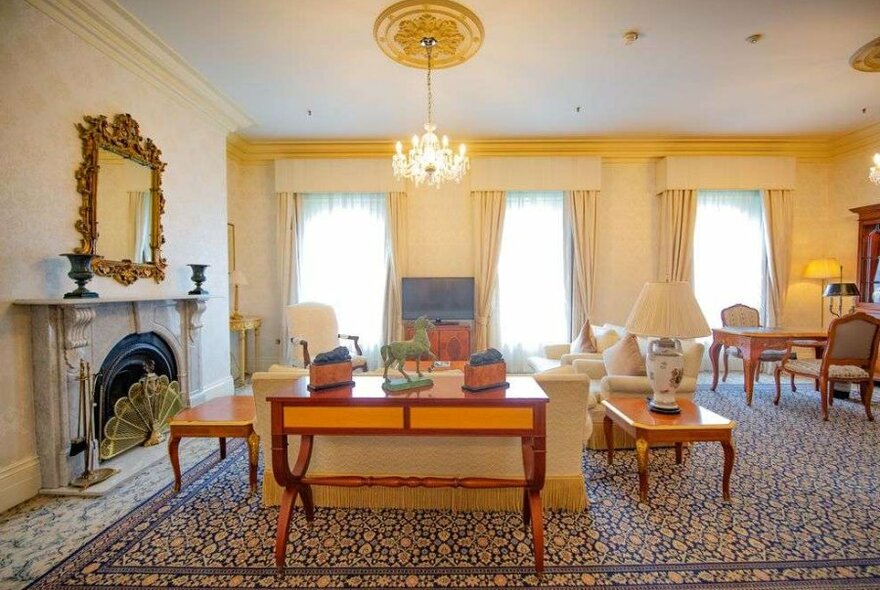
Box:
(526, 323, 628, 373)
(251, 368, 591, 512)
(573, 340, 705, 449)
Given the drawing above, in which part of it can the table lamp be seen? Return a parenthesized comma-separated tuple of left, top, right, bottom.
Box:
(804, 257, 841, 326)
(230, 269, 248, 320)
(625, 282, 710, 414)
(823, 282, 860, 317)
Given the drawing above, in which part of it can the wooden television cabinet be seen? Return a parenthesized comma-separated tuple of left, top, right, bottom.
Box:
(404, 322, 471, 361)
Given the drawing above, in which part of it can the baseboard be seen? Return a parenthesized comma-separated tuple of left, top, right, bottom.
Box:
(191, 376, 235, 405)
(0, 455, 41, 513)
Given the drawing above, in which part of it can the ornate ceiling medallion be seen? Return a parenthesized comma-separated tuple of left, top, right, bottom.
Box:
(374, 0, 483, 69)
(851, 36, 880, 72)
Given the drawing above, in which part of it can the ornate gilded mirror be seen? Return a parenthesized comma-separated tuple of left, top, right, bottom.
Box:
(75, 114, 167, 284)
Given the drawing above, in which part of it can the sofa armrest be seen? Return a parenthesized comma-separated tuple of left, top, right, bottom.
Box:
(542, 343, 571, 360)
(560, 352, 603, 366)
(600, 375, 652, 395)
(572, 359, 607, 380)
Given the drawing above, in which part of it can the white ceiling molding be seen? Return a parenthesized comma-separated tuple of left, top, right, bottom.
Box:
(25, 0, 253, 132)
(275, 159, 405, 194)
(656, 156, 797, 192)
(471, 157, 601, 191)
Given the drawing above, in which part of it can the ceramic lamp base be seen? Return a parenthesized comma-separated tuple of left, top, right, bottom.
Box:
(646, 337, 685, 414)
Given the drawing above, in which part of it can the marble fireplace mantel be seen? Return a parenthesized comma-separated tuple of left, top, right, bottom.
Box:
(15, 295, 210, 491)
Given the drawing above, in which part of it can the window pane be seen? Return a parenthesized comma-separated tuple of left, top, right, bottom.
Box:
(495, 191, 567, 372)
(693, 190, 765, 328)
(299, 193, 387, 365)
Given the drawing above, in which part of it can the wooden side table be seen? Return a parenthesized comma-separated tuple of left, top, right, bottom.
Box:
(168, 395, 259, 493)
(602, 398, 736, 502)
(230, 315, 262, 387)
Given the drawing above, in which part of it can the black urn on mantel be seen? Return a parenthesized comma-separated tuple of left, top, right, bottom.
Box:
(60, 253, 100, 299)
(187, 264, 209, 295)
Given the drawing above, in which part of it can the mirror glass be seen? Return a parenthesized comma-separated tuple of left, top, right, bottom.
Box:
(95, 148, 155, 263)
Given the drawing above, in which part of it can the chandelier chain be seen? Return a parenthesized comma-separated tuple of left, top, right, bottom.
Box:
(425, 39, 433, 125)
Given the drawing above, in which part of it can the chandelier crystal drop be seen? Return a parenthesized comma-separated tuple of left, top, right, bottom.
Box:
(392, 37, 469, 188)
(870, 153, 880, 186)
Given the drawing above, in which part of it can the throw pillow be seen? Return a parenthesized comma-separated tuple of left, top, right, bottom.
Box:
(603, 334, 647, 376)
(569, 320, 597, 353)
(592, 325, 621, 352)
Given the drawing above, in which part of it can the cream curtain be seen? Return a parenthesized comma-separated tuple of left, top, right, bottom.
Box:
(658, 189, 698, 283)
(383, 192, 408, 343)
(472, 191, 506, 351)
(565, 190, 599, 339)
(762, 189, 794, 327)
(128, 191, 151, 264)
(277, 192, 301, 363)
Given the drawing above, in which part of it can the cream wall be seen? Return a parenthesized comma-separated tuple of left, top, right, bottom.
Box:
(0, 0, 233, 511)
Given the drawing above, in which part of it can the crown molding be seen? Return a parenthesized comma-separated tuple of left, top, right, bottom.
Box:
(829, 122, 880, 158)
(227, 134, 834, 164)
(26, 0, 253, 132)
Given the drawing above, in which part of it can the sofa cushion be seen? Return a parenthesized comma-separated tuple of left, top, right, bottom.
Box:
(527, 356, 561, 373)
(570, 320, 597, 353)
(603, 335, 647, 376)
(592, 324, 622, 352)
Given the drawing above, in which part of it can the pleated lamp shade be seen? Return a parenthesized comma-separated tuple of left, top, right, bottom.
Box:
(625, 282, 711, 339)
(803, 258, 841, 279)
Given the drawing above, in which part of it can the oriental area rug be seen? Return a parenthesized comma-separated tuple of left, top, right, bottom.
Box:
(27, 383, 880, 589)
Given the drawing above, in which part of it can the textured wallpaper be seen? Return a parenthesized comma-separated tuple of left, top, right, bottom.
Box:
(0, 0, 233, 501)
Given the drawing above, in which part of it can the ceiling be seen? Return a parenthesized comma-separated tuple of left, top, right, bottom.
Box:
(116, 0, 880, 140)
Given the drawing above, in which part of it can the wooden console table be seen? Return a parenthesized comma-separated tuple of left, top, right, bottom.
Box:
(268, 375, 548, 572)
(230, 315, 262, 386)
(709, 327, 827, 405)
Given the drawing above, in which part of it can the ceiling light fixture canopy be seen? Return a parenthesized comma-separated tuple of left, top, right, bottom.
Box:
(392, 36, 469, 188)
(870, 153, 880, 186)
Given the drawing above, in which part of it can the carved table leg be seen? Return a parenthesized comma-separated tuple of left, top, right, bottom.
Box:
(603, 415, 614, 463)
(219, 437, 227, 460)
(742, 345, 760, 406)
(635, 438, 649, 502)
(247, 430, 260, 494)
(709, 336, 722, 391)
(721, 438, 735, 501)
(528, 490, 544, 573)
(675, 442, 683, 465)
(168, 433, 182, 492)
(274, 486, 300, 569)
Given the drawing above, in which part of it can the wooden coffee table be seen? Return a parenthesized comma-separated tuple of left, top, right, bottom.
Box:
(601, 398, 736, 502)
(168, 395, 259, 493)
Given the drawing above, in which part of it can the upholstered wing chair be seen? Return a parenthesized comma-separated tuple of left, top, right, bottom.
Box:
(285, 302, 368, 371)
(775, 312, 880, 421)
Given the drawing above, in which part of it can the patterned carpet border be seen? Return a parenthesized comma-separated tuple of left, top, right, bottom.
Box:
(25, 383, 880, 589)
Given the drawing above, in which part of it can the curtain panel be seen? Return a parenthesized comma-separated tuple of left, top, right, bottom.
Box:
(658, 189, 698, 284)
(762, 189, 794, 327)
(384, 192, 408, 343)
(276, 192, 301, 363)
(565, 190, 599, 339)
(472, 190, 506, 351)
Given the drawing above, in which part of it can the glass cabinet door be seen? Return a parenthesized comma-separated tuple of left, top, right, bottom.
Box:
(864, 225, 880, 303)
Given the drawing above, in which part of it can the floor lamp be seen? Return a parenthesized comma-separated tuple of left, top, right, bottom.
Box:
(803, 257, 841, 327)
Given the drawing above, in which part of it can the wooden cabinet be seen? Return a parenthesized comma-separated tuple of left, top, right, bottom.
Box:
(852, 204, 880, 310)
(404, 323, 471, 361)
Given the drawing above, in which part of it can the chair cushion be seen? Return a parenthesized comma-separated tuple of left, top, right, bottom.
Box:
(570, 320, 597, 354)
(602, 335, 646, 377)
(782, 358, 870, 379)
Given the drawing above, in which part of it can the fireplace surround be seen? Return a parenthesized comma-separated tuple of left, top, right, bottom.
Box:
(15, 295, 208, 490)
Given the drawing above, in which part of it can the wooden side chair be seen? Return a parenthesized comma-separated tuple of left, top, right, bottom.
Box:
(774, 312, 880, 421)
(285, 302, 368, 371)
(720, 304, 793, 385)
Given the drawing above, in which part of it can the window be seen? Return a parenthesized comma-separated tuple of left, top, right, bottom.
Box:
(693, 190, 765, 328)
(494, 191, 567, 372)
(298, 193, 387, 364)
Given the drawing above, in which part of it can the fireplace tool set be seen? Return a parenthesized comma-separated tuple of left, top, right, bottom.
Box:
(69, 359, 118, 488)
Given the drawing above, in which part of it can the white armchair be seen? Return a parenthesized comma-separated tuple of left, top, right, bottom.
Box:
(573, 340, 705, 449)
(285, 302, 368, 371)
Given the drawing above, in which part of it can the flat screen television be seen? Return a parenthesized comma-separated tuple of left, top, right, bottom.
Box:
(401, 277, 475, 321)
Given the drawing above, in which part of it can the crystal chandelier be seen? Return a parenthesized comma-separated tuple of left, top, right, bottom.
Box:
(870, 153, 880, 186)
(392, 37, 469, 188)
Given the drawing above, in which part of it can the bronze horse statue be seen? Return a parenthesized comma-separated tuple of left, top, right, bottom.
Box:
(381, 316, 436, 382)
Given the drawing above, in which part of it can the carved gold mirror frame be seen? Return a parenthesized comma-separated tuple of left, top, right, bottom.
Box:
(75, 113, 167, 285)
